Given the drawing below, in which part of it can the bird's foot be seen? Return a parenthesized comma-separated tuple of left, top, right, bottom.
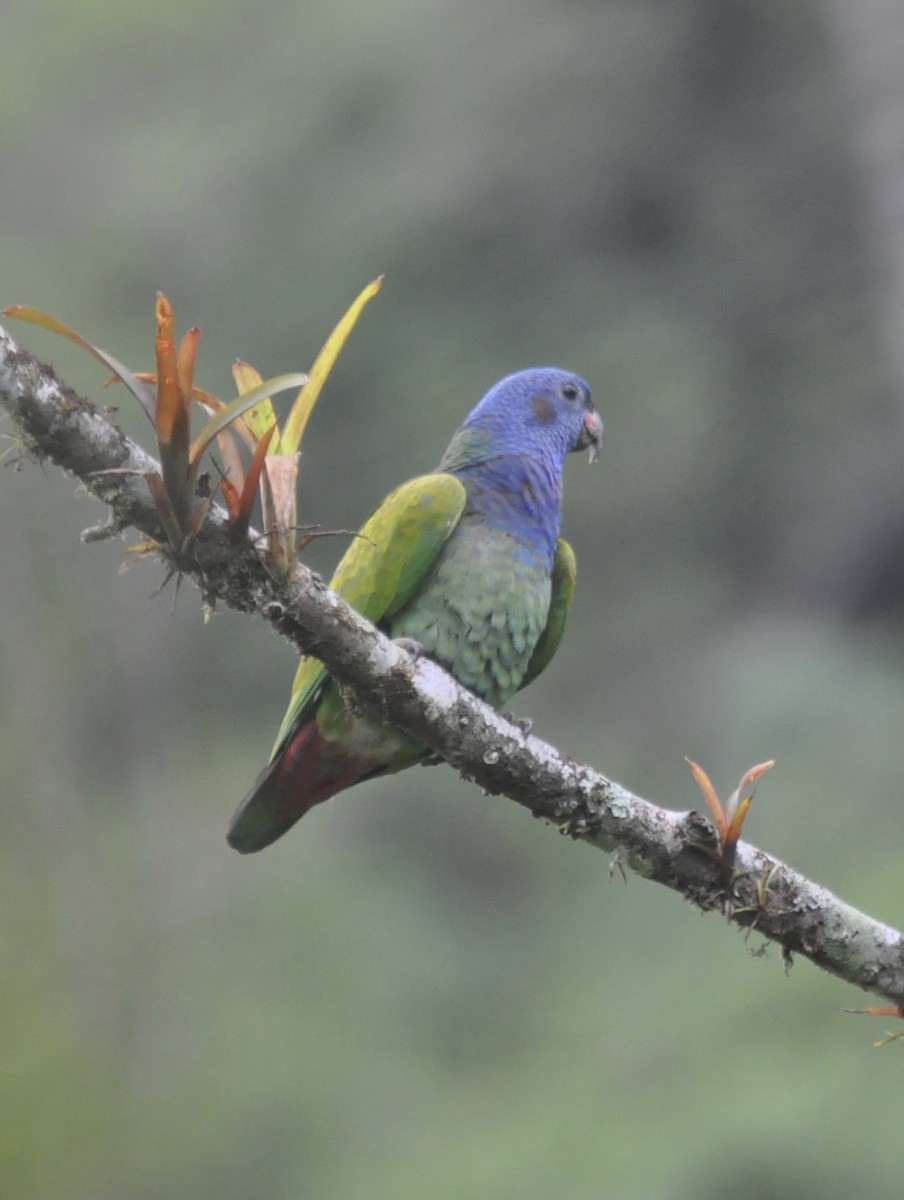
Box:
(394, 637, 425, 661)
(502, 711, 533, 737)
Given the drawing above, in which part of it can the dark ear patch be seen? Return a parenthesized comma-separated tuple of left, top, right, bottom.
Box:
(531, 393, 557, 424)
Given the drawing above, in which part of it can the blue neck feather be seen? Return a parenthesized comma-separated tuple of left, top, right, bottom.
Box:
(450, 453, 563, 567)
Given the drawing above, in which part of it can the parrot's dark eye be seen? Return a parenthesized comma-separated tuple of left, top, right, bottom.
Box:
(561, 381, 580, 403)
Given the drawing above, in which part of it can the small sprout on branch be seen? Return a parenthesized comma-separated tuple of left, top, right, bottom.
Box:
(685, 757, 775, 868)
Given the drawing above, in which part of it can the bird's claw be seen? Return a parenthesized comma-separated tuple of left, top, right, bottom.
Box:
(394, 637, 425, 661)
(502, 711, 533, 736)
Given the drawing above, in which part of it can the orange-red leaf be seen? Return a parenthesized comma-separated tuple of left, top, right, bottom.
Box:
(153, 293, 192, 532)
(846, 1007, 904, 1018)
(176, 325, 202, 401)
(721, 793, 753, 866)
(220, 477, 242, 523)
(737, 760, 775, 795)
(154, 293, 185, 448)
(685, 757, 726, 838)
(232, 423, 277, 537)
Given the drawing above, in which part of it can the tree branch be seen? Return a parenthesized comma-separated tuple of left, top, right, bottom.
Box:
(3, 322, 903, 1012)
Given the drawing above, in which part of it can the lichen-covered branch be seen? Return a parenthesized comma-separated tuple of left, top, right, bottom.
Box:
(3, 322, 903, 1011)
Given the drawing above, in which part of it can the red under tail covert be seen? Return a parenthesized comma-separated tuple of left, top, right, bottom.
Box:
(226, 722, 369, 853)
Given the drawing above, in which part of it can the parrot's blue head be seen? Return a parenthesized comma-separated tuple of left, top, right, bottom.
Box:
(438, 367, 601, 559)
(444, 368, 603, 472)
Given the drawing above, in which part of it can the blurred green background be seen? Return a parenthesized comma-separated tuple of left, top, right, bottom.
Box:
(3, 2, 904, 1197)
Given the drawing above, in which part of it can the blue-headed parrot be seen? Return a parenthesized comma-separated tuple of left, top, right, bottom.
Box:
(228, 367, 602, 852)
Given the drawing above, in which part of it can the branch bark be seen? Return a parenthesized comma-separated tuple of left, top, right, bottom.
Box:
(3, 322, 903, 1012)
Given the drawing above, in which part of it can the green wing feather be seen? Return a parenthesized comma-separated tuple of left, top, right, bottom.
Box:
(270, 473, 467, 754)
(519, 538, 577, 690)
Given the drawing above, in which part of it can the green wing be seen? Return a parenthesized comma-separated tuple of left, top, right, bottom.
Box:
(519, 538, 577, 690)
(270, 473, 467, 755)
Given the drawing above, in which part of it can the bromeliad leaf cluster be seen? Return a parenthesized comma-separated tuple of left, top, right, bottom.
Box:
(3, 278, 382, 571)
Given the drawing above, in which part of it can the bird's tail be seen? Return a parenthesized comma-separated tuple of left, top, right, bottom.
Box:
(227, 722, 368, 853)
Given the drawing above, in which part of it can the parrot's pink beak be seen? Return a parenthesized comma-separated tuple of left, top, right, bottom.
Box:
(579, 409, 604, 463)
